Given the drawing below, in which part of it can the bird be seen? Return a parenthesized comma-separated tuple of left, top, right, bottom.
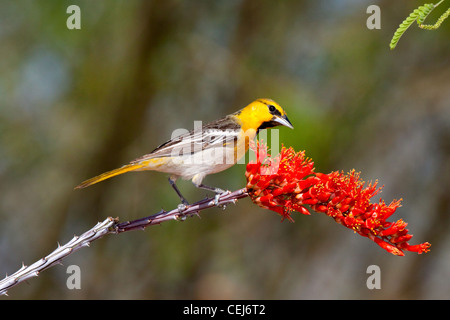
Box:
(75, 98, 293, 205)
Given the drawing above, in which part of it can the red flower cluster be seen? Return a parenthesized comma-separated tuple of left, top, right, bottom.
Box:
(245, 141, 431, 256)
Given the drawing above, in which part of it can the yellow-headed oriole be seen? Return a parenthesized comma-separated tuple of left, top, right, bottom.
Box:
(75, 98, 293, 204)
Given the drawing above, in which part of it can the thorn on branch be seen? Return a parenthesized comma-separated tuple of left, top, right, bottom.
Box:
(0, 188, 249, 296)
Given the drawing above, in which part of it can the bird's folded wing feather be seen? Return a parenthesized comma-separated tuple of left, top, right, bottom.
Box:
(132, 116, 241, 162)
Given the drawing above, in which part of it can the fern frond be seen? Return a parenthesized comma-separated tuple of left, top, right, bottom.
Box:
(419, 6, 450, 29)
(417, 3, 436, 24)
(390, 4, 436, 50)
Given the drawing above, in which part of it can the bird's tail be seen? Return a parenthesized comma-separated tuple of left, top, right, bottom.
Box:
(75, 163, 146, 189)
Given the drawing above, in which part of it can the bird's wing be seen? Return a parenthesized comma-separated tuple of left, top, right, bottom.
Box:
(132, 116, 241, 162)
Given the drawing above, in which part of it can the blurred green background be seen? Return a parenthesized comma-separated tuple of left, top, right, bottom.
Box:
(1, 0, 449, 299)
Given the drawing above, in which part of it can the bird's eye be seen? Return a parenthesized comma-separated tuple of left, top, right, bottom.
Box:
(268, 105, 276, 113)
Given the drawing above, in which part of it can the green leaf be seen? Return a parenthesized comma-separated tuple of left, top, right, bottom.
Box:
(389, 3, 435, 50)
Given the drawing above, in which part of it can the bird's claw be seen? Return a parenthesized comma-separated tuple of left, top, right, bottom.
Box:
(177, 203, 187, 213)
(214, 190, 231, 208)
(214, 193, 221, 206)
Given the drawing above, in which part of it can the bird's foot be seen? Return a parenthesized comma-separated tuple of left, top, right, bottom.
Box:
(214, 189, 231, 207)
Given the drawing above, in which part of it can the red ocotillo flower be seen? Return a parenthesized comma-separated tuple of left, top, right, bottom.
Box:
(245, 141, 431, 256)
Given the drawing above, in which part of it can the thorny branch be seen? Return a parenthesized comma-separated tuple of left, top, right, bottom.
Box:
(0, 188, 249, 296)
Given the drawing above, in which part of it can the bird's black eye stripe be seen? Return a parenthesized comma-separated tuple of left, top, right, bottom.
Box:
(268, 104, 281, 116)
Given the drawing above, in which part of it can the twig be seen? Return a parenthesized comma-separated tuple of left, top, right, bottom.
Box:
(0, 188, 248, 296)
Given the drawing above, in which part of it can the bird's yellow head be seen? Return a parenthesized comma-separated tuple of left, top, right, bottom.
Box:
(233, 98, 293, 133)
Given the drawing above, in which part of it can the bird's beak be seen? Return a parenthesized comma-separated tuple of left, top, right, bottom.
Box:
(273, 114, 294, 129)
